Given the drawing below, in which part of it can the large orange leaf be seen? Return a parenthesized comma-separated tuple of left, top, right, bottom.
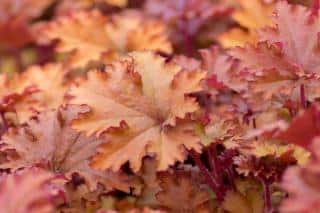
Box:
(0, 105, 140, 192)
(69, 52, 205, 172)
(36, 10, 112, 67)
(105, 11, 172, 54)
(36, 10, 172, 67)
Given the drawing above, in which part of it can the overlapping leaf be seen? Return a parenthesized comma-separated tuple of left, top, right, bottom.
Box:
(229, 2, 320, 111)
(36, 10, 172, 67)
(200, 46, 247, 92)
(69, 51, 205, 172)
(219, 0, 275, 47)
(0, 105, 140, 192)
(0, 0, 317, 211)
(0, 63, 68, 123)
(259, 1, 320, 75)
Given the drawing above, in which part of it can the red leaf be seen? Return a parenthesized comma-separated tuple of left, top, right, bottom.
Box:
(279, 104, 320, 150)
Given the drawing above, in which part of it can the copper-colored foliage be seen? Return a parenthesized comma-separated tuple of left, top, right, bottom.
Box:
(0, 105, 140, 193)
(229, 2, 320, 110)
(36, 10, 172, 67)
(0, 63, 68, 123)
(219, 0, 275, 48)
(70, 52, 205, 172)
(0, 0, 319, 212)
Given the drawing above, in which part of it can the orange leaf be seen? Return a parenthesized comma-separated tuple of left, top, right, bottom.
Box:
(36, 10, 172, 67)
(0, 105, 140, 192)
(219, 0, 274, 47)
(69, 52, 205, 172)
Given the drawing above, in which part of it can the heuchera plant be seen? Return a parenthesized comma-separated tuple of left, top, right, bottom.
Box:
(0, 0, 319, 212)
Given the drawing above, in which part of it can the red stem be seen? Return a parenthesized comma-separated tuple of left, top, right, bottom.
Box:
(259, 177, 273, 213)
(226, 167, 236, 191)
(207, 146, 219, 180)
(300, 84, 306, 108)
(189, 150, 220, 192)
